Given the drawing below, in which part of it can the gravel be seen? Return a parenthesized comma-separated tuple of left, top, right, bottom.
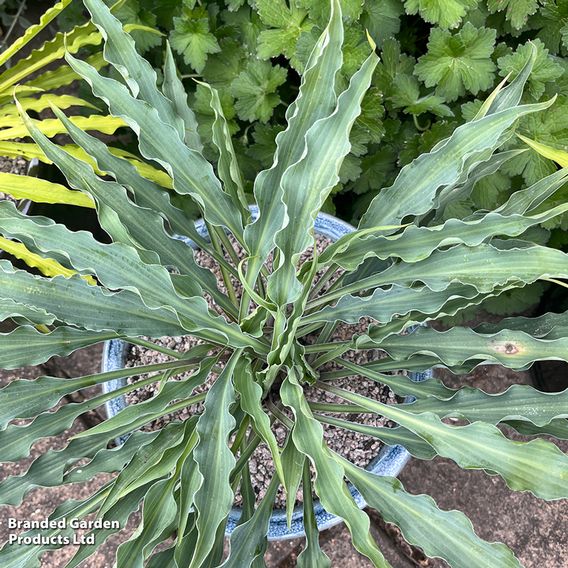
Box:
(0, 154, 28, 203)
(124, 232, 399, 509)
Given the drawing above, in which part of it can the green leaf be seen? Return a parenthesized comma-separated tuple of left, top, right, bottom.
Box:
(414, 23, 496, 102)
(230, 60, 287, 123)
(0, 0, 73, 67)
(533, 0, 568, 54)
(315, 414, 436, 460)
(360, 96, 555, 229)
(402, 383, 568, 426)
(268, 43, 378, 307)
(323, 383, 568, 500)
(73, 359, 214, 442)
(474, 310, 568, 339)
(389, 74, 454, 117)
(65, 485, 150, 568)
(304, 283, 488, 328)
(280, 369, 389, 567)
(256, 0, 312, 60)
(163, 42, 203, 151)
(297, 460, 331, 568)
(0, 433, 111, 506)
(325, 201, 568, 272)
(340, 460, 522, 568)
(508, 96, 568, 185)
(0, 260, 187, 337)
(498, 40, 564, 100)
(113, 0, 162, 53)
(404, 0, 479, 29)
(171, 7, 220, 73)
(65, 5, 244, 239)
(0, 358, 191, 429)
(115, 478, 178, 567)
(221, 477, 278, 568)
(281, 435, 305, 527)
(198, 81, 249, 217)
(360, 325, 568, 370)
(487, 0, 539, 30)
(190, 352, 239, 568)
(85, 0, 187, 139)
(233, 358, 285, 486)
(362, 0, 403, 47)
(0, 325, 116, 369)
(243, 0, 345, 285)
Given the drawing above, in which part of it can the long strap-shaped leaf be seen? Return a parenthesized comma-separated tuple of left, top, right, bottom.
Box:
(73, 359, 215, 441)
(233, 358, 285, 485)
(0, 94, 97, 116)
(323, 243, 568, 301)
(83, 0, 184, 138)
(243, 0, 344, 281)
(65, 485, 150, 568)
(116, 478, 179, 568)
(163, 42, 202, 151)
(0, 297, 55, 325)
(280, 368, 390, 567)
(321, 382, 568, 500)
(304, 283, 485, 326)
(18, 107, 248, 330)
(432, 149, 526, 216)
(330, 358, 455, 399)
(0, 433, 112, 506)
(198, 81, 249, 222)
(359, 98, 555, 229)
(322, 201, 568, 271)
(45, 105, 203, 246)
(297, 460, 331, 568)
(221, 477, 279, 568)
(0, 172, 94, 207)
(475, 310, 568, 339)
(190, 351, 239, 568)
(339, 458, 521, 568)
(0, 358, 192, 428)
(496, 167, 568, 216)
(314, 414, 436, 460)
(401, 383, 568, 426)
(0, 325, 117, 370)
(63, 47, 243, 238)
(359, 325, 568, 369)
(0, 260, 186, 337)
(0, 140, 171, 187)
(0, 23, 101, 94)
(0, 0, 73, 67)
(24, 52, 107, 93)
(0, 485, 110, 568)
(45, 105, 228, 284)
(268, 44, 379, 307)
(0, 114, 125, 140)
(0, 234, 91, 280)
(0, 361, 191, 463)
(0, 201, 244, 345)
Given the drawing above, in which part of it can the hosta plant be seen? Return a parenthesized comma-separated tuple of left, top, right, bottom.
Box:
(1, 0, 568, 566)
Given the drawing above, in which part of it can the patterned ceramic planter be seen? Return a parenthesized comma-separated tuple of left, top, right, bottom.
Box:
(101, 206, 432, 540)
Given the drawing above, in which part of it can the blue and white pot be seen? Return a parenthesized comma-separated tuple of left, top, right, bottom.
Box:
(102, 206, 432, 540)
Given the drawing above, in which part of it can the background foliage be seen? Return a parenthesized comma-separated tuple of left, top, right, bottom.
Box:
(30, 0, 568, 314)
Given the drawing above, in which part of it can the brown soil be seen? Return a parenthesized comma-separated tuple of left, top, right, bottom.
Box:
(0, 154, 28, 203)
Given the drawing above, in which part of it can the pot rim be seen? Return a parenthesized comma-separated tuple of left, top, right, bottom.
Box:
(101, 207, 433, 540)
